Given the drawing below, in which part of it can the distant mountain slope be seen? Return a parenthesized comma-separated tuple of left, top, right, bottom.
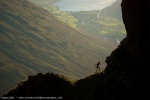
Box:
(29, 0, 125, 43)
(29, 0, 60, 5)
(101, 0, 122, 20)
(29, 0, 78, 28)
(53, 0, 116, 11)
(70, 0, 125, 43)
(0, 0, 116, 96)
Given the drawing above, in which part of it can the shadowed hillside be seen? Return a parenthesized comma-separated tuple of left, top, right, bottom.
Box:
(2, 0, 150, 99)
(0, 0, 117, 96)
(3, 73, 74, 99)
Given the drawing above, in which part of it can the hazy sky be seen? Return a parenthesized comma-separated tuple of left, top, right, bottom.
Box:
(54, 0, 117, 11)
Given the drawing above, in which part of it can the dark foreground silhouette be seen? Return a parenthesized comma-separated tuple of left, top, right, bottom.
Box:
(3, 70, 150, 100)
(2, 73, 73, 99)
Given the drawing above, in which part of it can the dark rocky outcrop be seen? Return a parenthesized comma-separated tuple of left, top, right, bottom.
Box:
(121, 0, 150, 64)
(106, 0, 150, 83)
(103, 0, 150, 99)
(3, 73, 74, 100)
(106, 0, 150, 68)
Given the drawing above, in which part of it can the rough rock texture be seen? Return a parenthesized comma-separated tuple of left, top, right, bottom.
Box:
(106, 0, 150, 75)
(104, 0, 150, 99)
(121, 0, 150, 64)
(2, 73, 74, 100)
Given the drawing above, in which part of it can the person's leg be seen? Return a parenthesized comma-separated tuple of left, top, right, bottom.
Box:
(95, 68, 98, 73)
(98, 67, 100, 73)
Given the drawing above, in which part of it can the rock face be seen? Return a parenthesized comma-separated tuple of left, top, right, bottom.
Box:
(106, 0, 150, 74)
(121, 0, 150, 64)
(105, 0, 150, 99)
(2, 73, 74, 100)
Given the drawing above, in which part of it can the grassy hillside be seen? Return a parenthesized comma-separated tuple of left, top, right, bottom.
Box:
(101, 0, 122, 20)
(71, 0, 126, 43)
(0, 0, 116, 96)
(29, 0, 60, 5)
(30, 0, 126, 43)
(71, 10, 126, 42)
(29, 0, 78, 28)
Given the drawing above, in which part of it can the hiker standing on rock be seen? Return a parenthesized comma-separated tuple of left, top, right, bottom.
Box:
(95, 61, 100, 73)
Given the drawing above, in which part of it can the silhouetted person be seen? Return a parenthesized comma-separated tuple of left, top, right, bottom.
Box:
(95, 61, 100, 73)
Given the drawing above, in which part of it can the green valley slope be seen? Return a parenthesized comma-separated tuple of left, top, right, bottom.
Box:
(29, 0, 78, 28)
(71, 0, 125, 42)
(0, 0, 116, 96)
(30, 0, 126, 43)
